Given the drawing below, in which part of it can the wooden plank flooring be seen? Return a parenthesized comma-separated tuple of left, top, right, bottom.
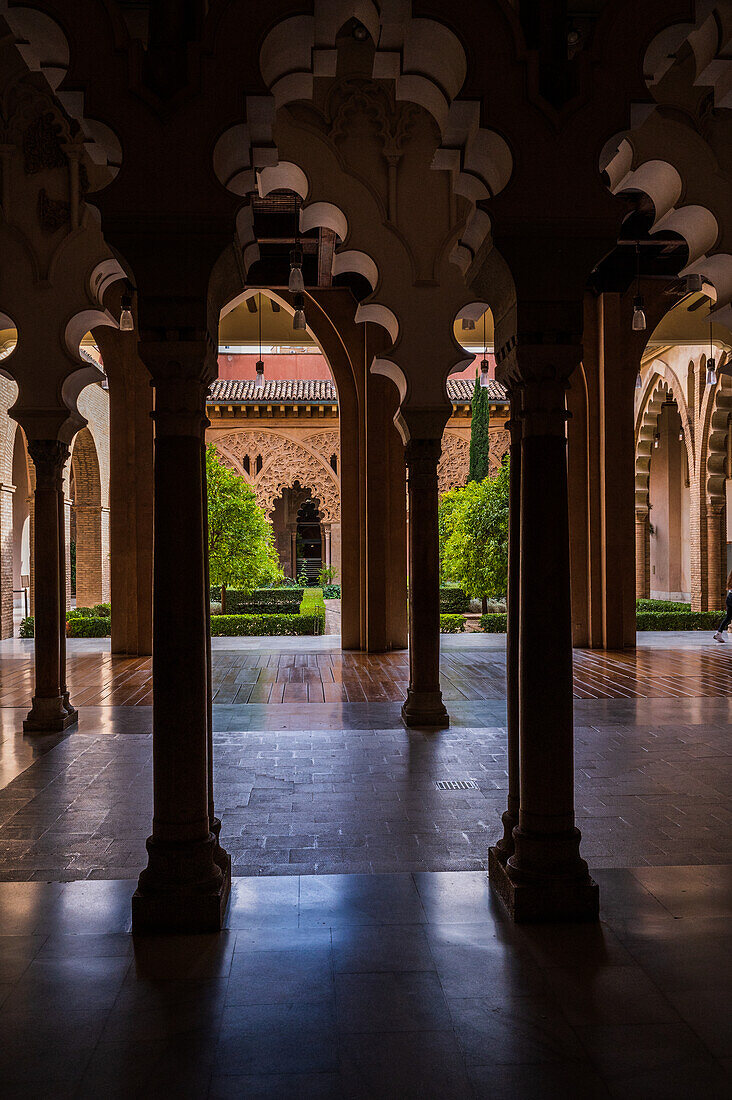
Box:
(1, 643, 732, 706)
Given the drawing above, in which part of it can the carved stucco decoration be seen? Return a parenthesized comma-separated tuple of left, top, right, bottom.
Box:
(22, 111, 67, 174)
(303, 429, 340, 461)
(437, 431, 469, 495)
(489, 428, 510, 474)
(214, 430, 341, 523)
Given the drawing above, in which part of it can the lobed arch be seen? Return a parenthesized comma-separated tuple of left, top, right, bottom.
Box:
(635, 369, 690, 512)
(700, 349, 732, 506)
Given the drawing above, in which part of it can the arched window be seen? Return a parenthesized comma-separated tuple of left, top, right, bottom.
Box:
(242, 454, 250, 474)
(330, 453, 338, 474)
(255, 453, 263, 474)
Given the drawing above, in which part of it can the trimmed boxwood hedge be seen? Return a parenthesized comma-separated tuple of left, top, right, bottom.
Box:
(440, 586, 470, 614)
(440, 614, 464, 633)
(209, 586, 304, 613)
(210, 613, 322, 636)
(480, 613, 507, 632)
(67, 616, 111, 638)
(211, 588, 326, 636)
(636, 599, 691, 613)
(636, 610, 721, 631)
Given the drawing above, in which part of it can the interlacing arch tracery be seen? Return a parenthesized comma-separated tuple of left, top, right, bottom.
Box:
(213, 430, 340, 523)
(701, 350, 732, 507)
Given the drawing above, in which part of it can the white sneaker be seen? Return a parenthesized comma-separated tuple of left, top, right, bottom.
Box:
(713, 631, 726, 642)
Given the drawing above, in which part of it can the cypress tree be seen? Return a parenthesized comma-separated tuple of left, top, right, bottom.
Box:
(468, 369, 491, 482)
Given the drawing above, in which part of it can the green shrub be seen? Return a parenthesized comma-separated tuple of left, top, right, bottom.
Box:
(66, 616, 111, 638)
(440, 586, 470, 614)
(440, 614, 465, 633)
(92, 603, 111, 617)
(67, 606, 96, 619)
(210, 586, 304, 613)
(300, 588, 326, 635)
(210, 613, 322, 636)
(19, 616, 34, 638)
(636, 598, 691, 612)
(322, 584, 341, 599)
(636, 610, 721, 631)
(480, 613, 507, 632)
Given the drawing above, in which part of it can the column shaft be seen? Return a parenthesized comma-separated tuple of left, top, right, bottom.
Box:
(24, 441, 76, 732)
(57, 486, 76, 720)
(401, 438, 448, 728)
(132, 371, 229, 933)
(635, 510, 650, 599)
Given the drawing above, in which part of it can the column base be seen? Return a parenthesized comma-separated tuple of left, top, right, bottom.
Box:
(488, 845, 599, 923)
(132, 835, 232, 934)
(401, 690, 449, 729)
(23, 696, 79, 732)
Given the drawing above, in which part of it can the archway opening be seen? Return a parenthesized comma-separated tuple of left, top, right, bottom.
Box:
(70, 427, 104, 608)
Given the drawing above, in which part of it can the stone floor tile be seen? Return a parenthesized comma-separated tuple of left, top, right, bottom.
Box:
(216, 1001, 339, 1075)
(448, 995, 587, 1066)
(339, 1030, 474, 1099)
(298, 872, 427, 926)
(334, 971, 452, 1033)
(468, 1062, 611, 1099)
(331, 924, 435, 973)
(665, 987, 732, 1058)
(575, 1021, 718, 1079)
(209, 1072, 344, 1099)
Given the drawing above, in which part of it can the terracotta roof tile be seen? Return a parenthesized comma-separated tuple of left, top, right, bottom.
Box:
(207, 377, 507, 404)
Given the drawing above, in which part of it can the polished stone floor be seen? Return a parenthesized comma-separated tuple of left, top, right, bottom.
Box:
(0, 867, 729, 1098)
(0, 636, 730, 1096)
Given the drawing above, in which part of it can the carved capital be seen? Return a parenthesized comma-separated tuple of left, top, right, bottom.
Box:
(28, 440, 69, 491)
(152, 376, 209, 438)
(405, 438, 441, 482)
(497, 341, 580, 439)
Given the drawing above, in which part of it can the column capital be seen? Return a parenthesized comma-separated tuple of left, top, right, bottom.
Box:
(404, 437, 441, 475)
(497, 341, 580, 439)
(139, 337, 215, 437)
(27, 440, 70, 491)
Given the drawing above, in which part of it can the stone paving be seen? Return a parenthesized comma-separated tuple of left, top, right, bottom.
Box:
(0, 700, 730, 880)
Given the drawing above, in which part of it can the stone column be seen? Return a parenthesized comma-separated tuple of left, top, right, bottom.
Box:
(635, 509, 650, 599)
(0, 483, 14, 639)
(290, 528, 297, 578)
(57, 486, 76, 722)
(491, 409, 521, 865)
(132, 355, 229, 933)
(323, 524, 332, 567)
(489, 363, 597, 922)
(24, 440, 76, 732)
(401, 438, 448, 728)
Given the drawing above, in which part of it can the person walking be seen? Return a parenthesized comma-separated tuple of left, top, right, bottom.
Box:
(713, 570, 732, 641)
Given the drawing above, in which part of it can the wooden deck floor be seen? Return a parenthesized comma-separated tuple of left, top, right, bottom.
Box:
(1, 643, 731, 706)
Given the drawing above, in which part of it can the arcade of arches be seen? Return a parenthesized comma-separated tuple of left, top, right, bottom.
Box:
(0, 3, 731, 1091)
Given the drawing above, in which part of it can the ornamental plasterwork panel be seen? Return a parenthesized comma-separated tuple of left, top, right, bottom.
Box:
(438, 432, 470, 495)
(214, 430, 340, 523)
(489, 428, 510, 474)
(302, 430, 340, 461)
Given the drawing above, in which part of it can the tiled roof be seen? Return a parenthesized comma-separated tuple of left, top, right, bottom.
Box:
(208, 377, 508, 405)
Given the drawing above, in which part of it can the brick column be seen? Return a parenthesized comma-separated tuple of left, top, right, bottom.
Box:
(707, 507, 725, 611)
(635, 510, 650, 599)
(401, 437, 448, 728)
(0, 483, 14, 638)
(74, 504, 104, 606)
(132, 348, 229, 933)
(24, 440, 76, 732)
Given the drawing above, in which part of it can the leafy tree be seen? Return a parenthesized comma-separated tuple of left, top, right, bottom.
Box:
(468, 369, 491, 482)
(439, 461, 510, 610)
(206, 444, 281, 611)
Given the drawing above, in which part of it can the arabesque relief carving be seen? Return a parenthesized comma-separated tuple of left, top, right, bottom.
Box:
(213, 430, 340, 523)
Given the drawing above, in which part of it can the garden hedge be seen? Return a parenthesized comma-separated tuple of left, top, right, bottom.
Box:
(636, 599, 691, 613)
(636, 611, 721, 630)
(322, 584, 341, 599)
(210, 586, 304, 613)
(19, 616, 33, 638)
(66, 616, 111, 638)
(440, 614, 465, 633)
(480, 613, 507, 632)
(440, 586, 470, 614)
(211, 588, 326, 636)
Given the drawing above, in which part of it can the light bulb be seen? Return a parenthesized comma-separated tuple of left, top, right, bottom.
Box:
(255, 360, 265, 390)
(479, 360, 490, 388)
(635, 370, 643, 390)
(293, 309, 306, 331)
(632, 306, 647, 332)
(461, 318, 475, 331)
(119, 292, 134, 332)
(654, 435, 660, 449)
(679, 429, 684, 442)
(288, 265, 304, 293)
(707, 358, 717, 386)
